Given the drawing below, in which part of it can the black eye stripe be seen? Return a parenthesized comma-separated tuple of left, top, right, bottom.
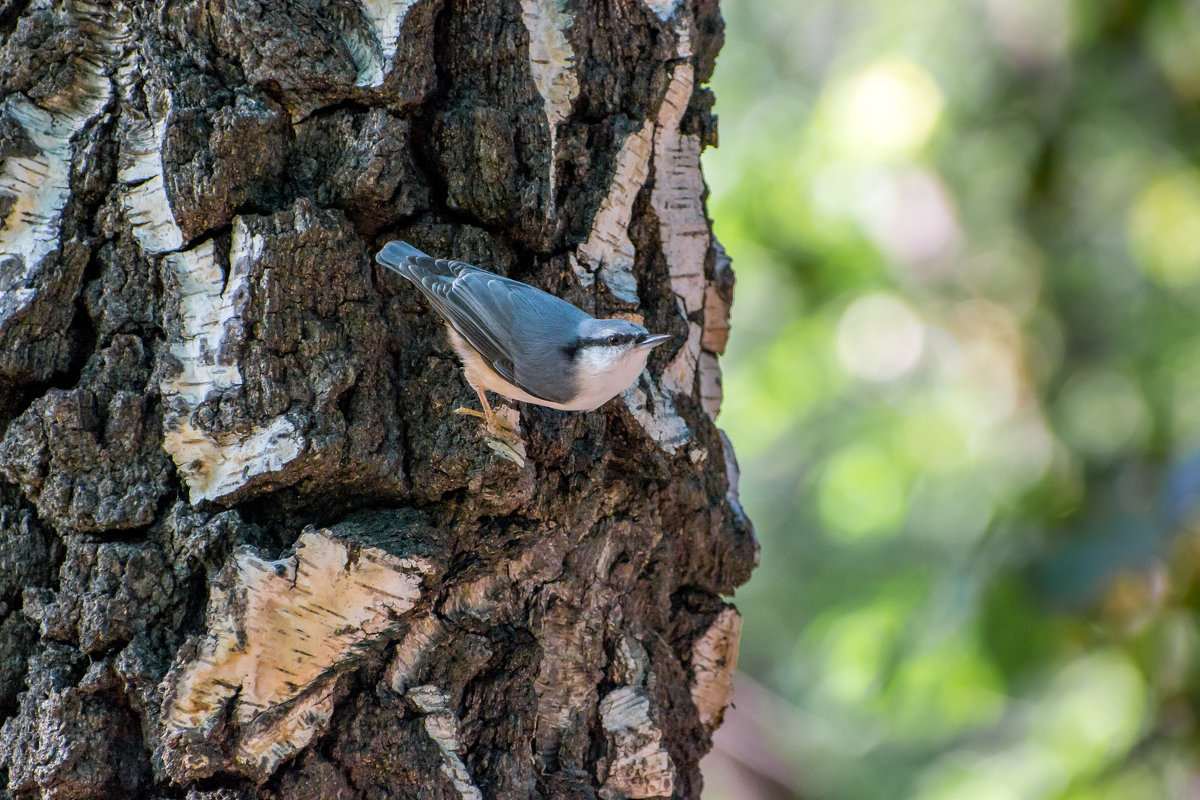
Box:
(594, 334, 633, 347)
(565, 334, 638, 354)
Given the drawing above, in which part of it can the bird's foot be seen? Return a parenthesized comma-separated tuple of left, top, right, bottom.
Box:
(455, 406, 517, 433)
(484, 408, 525, 465)
(487, 415, 519, 437)
(455, 406, 525, 465)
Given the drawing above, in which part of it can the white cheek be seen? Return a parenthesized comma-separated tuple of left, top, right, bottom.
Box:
(574, 348, 650, 409)
(578, 347, 618, 374)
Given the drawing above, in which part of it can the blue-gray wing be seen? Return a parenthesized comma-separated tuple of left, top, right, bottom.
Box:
(376, 242, 584, 404)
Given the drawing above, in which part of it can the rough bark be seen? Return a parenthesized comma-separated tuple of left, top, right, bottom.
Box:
(0, 0, 756, 798)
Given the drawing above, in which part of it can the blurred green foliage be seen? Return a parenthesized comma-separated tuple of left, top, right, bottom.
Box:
(705, 1, 1200, 797)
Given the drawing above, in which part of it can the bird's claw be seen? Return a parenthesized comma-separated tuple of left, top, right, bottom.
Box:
(454, 405, 517, 434)
(487, 416, 519, 437)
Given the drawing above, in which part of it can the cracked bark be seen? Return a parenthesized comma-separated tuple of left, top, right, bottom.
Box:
(0, 0, 756, 798)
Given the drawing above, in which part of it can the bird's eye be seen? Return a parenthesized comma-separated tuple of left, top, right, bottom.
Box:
(608, 334, 621, 346)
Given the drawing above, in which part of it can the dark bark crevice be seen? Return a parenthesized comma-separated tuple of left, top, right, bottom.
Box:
(0, 0, 31, 39)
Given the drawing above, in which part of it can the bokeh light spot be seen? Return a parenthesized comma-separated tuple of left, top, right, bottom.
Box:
(1032, 650, 1146, 773)
(827, 58, 944, 160)
(984, 0, 1073, 66)
(1128, 170, 1200, 288)
(818, 444, 909, 539)
(983, 409, 1056, 494)
(885, 634, 1007, 739)
(1056, 369, 1149, 460)
(906, 475, 994, 544)
(915, 747, 1063, 800)
(984, 0, 1070, 65)
(900, 404, 969, 473)
(835, 293, 925, 382)
(809, 597, 910, 706)
(858, 168, 962, 278)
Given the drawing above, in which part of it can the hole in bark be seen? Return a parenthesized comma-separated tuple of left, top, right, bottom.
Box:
(304, 98, 375, 122)
(64, 248, 103, 373)
(336, 376, 359, 421)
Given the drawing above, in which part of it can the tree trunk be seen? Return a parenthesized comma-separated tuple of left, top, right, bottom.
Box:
(0, 0, 756, 798)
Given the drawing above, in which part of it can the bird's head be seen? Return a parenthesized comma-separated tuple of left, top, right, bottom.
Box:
(567, 318, 671, 399)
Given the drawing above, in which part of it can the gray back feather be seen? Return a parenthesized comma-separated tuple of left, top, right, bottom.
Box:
(376, 241, 588, 404)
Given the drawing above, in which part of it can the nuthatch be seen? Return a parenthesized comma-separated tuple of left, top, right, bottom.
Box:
(376, 241, 670, 450)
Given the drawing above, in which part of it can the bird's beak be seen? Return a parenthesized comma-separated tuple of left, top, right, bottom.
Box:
(638, 333, 672, 350)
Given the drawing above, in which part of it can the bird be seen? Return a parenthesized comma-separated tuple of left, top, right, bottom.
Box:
(376, 241, 671, 454)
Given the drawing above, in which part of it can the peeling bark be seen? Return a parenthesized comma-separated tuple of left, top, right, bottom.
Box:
(571, 121, 654, 303)
(519, 0, 577, 212)
(408, 684, 484, 800)
(356, 1, 421, 87)
(689, 606, 741, 729)
(0, 0, 754, 797)
(160, 515, 441, 781)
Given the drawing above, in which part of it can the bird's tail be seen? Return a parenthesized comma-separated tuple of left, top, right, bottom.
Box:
(375, 241, 430, 273)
